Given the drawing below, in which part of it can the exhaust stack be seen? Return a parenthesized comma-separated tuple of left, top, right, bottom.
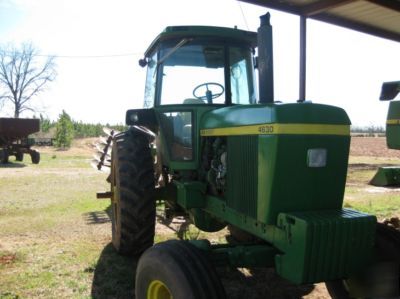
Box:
(257, 13, 274, 104)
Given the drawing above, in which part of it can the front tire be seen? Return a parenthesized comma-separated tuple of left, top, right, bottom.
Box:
(110, 129, 155, 256)
(326, 223, 400, 298)
(135, 240, 226, 299)
(15, 151, 23, 162)
(0, 149, 9, 164)
(30, 150, 40, 164)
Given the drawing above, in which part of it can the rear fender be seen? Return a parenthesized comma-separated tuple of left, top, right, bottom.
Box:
(126, 108, 158, 131)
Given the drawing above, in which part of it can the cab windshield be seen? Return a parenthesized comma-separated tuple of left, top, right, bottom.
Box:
(156, 39, 256, 105)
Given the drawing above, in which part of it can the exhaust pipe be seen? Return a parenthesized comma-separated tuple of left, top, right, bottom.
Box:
(257, 12, 274, 104)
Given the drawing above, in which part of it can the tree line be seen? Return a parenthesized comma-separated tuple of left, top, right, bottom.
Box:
(39, 111, 127, 148)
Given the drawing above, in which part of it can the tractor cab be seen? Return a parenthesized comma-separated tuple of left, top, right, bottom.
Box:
(130, 26, 258, 169)
(141, 26, 257, 107)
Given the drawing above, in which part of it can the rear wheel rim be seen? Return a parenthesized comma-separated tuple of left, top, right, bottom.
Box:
(147, 280, 172, 299)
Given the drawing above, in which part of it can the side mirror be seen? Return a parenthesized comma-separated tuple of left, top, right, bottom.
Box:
(138, 58, 148, 67)
(380, 81, 400, 101)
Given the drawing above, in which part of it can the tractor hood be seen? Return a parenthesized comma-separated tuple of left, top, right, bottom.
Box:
(200, 103, 351, 134)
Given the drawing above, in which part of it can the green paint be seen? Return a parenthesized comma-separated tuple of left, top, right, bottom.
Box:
(199, 193, 376, 283)
(257, 134, 350, 224)
(274, 210, 376, 284)
(226, 135, 258, 218)
(175, 181, 206, 208)
(200, 102, 351, 129)
(386, 101, 400, 149)
(370, 166, 400, 186)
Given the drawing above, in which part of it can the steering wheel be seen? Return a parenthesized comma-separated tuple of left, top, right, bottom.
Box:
(193, 82, 224, 103)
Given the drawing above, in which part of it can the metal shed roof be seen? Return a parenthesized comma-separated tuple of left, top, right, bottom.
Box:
(239, 0, 400, 43)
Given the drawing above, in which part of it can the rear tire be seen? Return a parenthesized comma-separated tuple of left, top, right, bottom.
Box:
(110, 129, 155, 256)
(15, 152, 23, 162)
(326, 223, 400, 298)
(30, 150, 40, 164)
(135, 240, 226, 299)
(0, 149, 9, 164)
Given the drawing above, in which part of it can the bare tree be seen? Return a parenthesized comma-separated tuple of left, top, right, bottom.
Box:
(0, 43, 56, 118)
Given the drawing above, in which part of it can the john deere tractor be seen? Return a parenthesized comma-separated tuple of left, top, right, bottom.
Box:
(371, 81, 400, 186)
(98, 13, 400, 298)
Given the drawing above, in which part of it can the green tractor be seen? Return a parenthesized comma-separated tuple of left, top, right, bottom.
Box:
(370, 81, 400, 186)
(97, 13, 400, 298)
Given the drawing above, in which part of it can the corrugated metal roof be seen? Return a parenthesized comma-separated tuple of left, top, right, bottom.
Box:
(239, 0, 400, 42)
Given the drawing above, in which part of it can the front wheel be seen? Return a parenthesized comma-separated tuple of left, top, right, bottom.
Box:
(15, 151, 23, 162)
(0, 149, 9, 164)
(110, 129, 155, 256)
(326, 223, 400, 298)
(135, 240, 226, 299)
(30, 150, 40, 164)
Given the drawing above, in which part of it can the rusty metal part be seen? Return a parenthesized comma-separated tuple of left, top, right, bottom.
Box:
(92, 128, 118, 171)
(103, 127, 120, 137)
(96, 191, 113, 199)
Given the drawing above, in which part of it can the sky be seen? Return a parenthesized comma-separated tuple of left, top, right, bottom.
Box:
(0, 0, 399, 127)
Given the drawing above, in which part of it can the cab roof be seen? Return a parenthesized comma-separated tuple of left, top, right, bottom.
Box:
(144, 26, 257, 57)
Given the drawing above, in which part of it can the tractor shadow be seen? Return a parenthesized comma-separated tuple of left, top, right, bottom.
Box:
(90, 205, 137, 298)
(83, 211, 110, 224)
(91, 245, 315, 299)
(83, 205, 112, 225)
(0, 162, 26, 168)
(220, 267, 315, 299)
(90, 205, 315, 298)
(91, 243, 138, 299)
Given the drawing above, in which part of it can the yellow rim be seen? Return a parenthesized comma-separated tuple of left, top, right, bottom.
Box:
(200, 123, 350, 136)
(147, 280, 172, 299)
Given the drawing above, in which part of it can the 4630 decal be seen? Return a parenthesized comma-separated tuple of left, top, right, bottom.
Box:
(258, 125, 274, 134)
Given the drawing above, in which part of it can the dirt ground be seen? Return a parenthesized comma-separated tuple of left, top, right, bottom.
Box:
(350, 136, 400, 158)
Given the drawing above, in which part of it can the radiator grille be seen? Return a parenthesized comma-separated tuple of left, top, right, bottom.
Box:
(226, 136, 258, 218)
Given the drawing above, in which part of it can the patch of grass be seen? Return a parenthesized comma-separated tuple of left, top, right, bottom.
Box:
(344, 164, 400, 218)
(344, 189, 400, 219)
(0, 150, 112, 298)
(4, 152, 92, 169)
(0, 292, 20, 299)
(347, 169, 376, 185)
